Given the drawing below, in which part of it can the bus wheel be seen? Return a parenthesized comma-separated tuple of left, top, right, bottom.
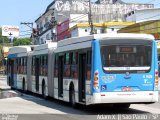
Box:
(113, 104, 130, 109)
(42, 80, 46, 99)
(8, 77, 11, 86)
(69, 86, 76, 108)
(22, 78, 25, 92)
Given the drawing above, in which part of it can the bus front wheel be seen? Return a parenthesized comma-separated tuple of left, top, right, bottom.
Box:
(69, 87, 76, 108)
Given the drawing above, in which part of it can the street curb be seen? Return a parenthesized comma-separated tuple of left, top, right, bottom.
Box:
(0, 86, 11, 91)
(0, 90, 19, 99)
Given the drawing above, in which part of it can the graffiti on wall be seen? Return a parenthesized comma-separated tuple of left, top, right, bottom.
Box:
(55, 0, 153, 14)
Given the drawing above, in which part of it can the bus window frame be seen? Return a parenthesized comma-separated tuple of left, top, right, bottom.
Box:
(100, 39, 153, 74)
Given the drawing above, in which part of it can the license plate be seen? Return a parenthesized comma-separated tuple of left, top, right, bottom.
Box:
(122, 87, 132, 92)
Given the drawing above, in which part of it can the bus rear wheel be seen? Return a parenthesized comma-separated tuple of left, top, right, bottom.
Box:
(42, 81, 46, 99)
(8, 77, 11, 86)
(22, 78, 25, 92)
(113, 103, 130, 109)
(69, 88, 76, 108)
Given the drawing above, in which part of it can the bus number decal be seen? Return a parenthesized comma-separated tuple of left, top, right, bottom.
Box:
(142, 79, 152, 86)
(101, 75, 116, 83)
(143, 75, 153, 79)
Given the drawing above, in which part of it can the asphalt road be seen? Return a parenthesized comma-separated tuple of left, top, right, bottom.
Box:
(0, 93, 160, 120)
(1, 75, 160, 120)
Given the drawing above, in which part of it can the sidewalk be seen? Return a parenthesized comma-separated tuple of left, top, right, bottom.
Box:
(0, 75, 18, 99)
(0, 75, 10, 90)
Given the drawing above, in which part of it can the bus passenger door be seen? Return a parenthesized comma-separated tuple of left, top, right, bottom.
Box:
(79, 53, 86, 102)
(35, 58, 40, 92)
(58, 56, 64, 97)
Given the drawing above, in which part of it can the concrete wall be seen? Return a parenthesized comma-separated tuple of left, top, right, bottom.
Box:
(126, 9, 160, 23)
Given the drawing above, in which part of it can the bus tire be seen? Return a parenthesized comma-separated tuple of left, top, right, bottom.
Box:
(42, 80, 46, 99)
(8, 77, 11, 86)
(69, 84, 77, 108)
(113, 103, 130, 109)
(22, 78, 25, 92)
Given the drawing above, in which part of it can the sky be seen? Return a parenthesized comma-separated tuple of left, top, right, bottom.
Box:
(0, 0, 53, 37)
(0, 0, 160, 37)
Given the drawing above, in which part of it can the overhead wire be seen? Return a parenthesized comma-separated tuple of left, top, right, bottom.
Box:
(19, 34, 32, 37)
(20, 30, 32, 33)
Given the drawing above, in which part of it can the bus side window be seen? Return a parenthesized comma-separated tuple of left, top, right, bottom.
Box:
(71, 52, 78, 79)
(39, 56, 41, 75)
(54, 54, 58, 77)
(64, 53, 71, 78)
(45, 55, 48, 76)
(32, 57, 35, 75)
(46, 55, 48, 75)
(86, 50, 91, 80)
(158, 62, 160, 76)
(42, 56, 44, 75)
(18, 58, 20, 74)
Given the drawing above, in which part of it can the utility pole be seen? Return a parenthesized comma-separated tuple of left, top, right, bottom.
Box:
(8, 32, 13, 43)
(89, 0, 94, 35)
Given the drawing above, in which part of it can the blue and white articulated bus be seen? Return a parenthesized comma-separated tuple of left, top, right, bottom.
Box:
(53, 33, 158, 108)
(7, 33, 158, 108)
(7, 46, 33, 90)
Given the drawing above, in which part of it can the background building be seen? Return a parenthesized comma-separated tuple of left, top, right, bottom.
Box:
(33, 0, 154, 44)
(33, 2, 56, 44)
(70, 22, 134, 37)
(125, 8, 160, 23)
(118, 20, 160, 40)
(57, 19, 70, 41)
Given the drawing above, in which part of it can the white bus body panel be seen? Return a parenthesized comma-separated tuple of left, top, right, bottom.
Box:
(39, 76, 48, 96)
(53, 78, 79, 103)
(54, 77, 58, 99)
(85, 80, 92, 105)
(17, 74, 27, 90)
(31, 75, 48, 96)
(63, 79, 79, 102)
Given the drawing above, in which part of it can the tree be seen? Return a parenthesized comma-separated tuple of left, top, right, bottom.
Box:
(0, 27, 10, 74)
(0, 27, 10, 60)
(0, 27, 10, 43)
(13, 37, 32, 46)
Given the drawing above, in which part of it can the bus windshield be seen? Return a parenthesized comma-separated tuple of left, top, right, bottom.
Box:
(100, 39, 152, 73)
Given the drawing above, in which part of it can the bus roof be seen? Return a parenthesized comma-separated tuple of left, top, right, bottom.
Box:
(57, 33, 154, 47)
(8, 46, 33, 55)
(34, 42, 57, 51)
(32, 42, 57, 56)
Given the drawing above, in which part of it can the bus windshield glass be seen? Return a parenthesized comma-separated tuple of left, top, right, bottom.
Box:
(100, 39, 152, 73)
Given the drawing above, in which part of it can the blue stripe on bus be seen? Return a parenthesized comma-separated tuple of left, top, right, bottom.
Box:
(8, 54, 17, 58)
